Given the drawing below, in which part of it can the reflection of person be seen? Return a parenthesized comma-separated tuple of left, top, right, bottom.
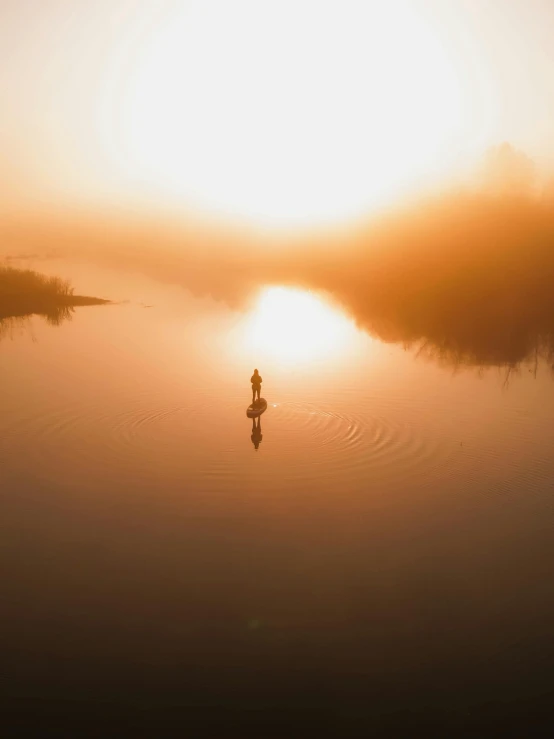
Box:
(251, 417, 263, 450)
(251, 369, 262, 406)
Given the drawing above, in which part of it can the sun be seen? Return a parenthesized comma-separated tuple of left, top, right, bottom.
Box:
(111, 0, 473, 226)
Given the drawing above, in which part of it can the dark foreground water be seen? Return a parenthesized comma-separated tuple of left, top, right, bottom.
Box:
(2, 262, 554, 736)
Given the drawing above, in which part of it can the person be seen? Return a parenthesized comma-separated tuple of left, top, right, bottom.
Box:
(251, 369, 262, 406)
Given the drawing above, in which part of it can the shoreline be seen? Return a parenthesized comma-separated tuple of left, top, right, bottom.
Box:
(0, 295, 110, 321)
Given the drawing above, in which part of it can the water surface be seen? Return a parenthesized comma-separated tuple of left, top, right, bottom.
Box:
(2, 261, 554, 721)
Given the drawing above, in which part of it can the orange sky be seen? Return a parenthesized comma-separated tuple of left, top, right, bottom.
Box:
(2, 0, 554, 226)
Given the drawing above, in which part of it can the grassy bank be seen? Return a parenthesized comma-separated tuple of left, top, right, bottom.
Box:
(0, 265, 108, 323)
(0, 264, 74, 298)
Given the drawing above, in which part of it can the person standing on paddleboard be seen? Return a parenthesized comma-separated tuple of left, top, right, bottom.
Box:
(251, 369, 262, 406)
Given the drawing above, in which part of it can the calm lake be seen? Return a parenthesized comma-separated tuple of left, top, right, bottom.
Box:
(2, 260, 554, 723)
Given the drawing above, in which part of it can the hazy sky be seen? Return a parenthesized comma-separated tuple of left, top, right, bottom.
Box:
(2, 0, 554, 225)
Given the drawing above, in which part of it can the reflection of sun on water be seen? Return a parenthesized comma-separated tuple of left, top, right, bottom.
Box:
(242, 287, 358, 365)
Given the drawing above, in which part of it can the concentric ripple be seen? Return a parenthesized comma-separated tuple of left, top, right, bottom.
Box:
(269, 400, 453, 488)
(1, 388, 455, 493)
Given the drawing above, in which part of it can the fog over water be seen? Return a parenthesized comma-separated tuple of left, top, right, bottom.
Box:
(5, 171, 554, 372)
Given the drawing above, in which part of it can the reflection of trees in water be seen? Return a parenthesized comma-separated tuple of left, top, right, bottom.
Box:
(359, 312, 554, 374)
(411, 337, 554, 375)
(0, 316, 31, 342)
(0, 305, 74, 342)
(41, 304, 75, 326)
(403, 333, 554, 382)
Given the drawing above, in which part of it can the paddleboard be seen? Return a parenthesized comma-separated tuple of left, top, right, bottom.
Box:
(247, 398, 267, 418)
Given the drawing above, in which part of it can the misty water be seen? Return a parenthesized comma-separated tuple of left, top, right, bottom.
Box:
(3, 260, 554, 717)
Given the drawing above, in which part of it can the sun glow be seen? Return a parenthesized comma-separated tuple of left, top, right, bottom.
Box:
(240, 286, 358, 365)
(111, 0, 479, 226)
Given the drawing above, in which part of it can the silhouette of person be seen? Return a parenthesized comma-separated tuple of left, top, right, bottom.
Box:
(251, 368, 262, 406)
(251, 416, 263, 450)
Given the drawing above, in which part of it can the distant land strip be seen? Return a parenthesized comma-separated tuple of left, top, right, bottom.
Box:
(0, 265, 109, 321)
